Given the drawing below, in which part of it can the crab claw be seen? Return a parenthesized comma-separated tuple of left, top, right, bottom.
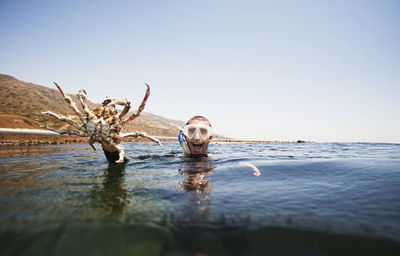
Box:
(78, 89, 88, 99)
(102, 98, 112, 106)
(122, 83, 150, 124)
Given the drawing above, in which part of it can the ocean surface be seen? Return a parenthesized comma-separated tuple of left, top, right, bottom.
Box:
(0, 142, 400, 255)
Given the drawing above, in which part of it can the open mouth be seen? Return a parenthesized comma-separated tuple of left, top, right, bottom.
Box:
(191, 143, 204, 154)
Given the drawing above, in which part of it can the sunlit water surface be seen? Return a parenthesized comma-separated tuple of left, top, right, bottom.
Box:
(0, 142, 400, 255)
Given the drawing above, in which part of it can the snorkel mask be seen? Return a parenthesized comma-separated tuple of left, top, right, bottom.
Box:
(178, 123, 212, 154)
(182, 123, 212, 140)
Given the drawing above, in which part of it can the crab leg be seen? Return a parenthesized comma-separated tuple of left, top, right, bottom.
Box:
(122, 83, 150, 125)
(40, 125, 82, 136)
(104, 97, 131, 119)
(88, 137, 97, 152)
(53, 82, 85, 122)
(115, 144, 126, 164)
(77, 89, 92, 118)
(121, 131, 163, 147)
(41, 111, 84, 131)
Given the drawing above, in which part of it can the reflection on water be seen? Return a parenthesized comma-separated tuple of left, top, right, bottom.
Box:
(90, 163, 130, 219)
(0, 142, 400, 255)
(0, 161, 59, 198)
(0, 145, 80, 158)
(178, 156, 215, 221)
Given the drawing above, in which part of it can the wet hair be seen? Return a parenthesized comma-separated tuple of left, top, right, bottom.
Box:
(186, 115, 212, 127)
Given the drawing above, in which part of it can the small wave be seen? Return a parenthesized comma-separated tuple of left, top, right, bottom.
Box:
(239, 161, 261, 176)
(135, 151, 179, 160)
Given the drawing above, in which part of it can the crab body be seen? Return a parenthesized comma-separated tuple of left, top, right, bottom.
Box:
(42, 82, 162, 163)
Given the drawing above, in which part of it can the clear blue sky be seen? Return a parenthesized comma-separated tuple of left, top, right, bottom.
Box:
(1, 0, 399, 142)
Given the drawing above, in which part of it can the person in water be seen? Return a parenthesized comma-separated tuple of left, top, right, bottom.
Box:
(105, 115, 213, 163)
(102, 142, 124, 163)
(179, 115, 213, 156)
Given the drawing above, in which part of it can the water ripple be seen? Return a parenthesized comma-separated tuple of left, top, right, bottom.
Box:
(1, 142, 400, 255)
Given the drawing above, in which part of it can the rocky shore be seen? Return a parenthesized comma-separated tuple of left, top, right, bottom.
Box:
(0, 133, 177, 147)
(0, 133, 310, 147)
(0, 134, 86, 147)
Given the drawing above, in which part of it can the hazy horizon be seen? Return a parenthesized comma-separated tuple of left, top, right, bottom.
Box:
(1, 0, 399, 143)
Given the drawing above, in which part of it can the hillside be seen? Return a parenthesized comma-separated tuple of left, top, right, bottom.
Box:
(0, 74, 184, 137)
(0, 113, 41, 129)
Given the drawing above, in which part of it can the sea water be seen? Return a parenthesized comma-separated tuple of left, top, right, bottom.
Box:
(0, 142, 399, 255)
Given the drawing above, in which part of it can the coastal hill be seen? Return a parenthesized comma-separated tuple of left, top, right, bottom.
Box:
(0, 74, 184, 137)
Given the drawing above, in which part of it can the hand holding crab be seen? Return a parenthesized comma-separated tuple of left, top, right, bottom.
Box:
(42, 82, 162, 163)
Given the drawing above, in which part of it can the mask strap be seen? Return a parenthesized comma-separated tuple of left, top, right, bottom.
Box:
(178, 130, 191, 154)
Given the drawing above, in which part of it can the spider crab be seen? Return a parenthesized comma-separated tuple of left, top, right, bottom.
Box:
(42, 82, 162, 163)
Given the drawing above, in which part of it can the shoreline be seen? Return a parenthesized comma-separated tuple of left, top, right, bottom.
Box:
(0, 133, 309, 147)
(0, 128, 310, 147)
(0, 133, 179, 147)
